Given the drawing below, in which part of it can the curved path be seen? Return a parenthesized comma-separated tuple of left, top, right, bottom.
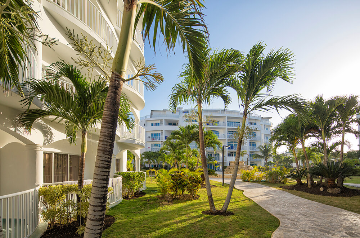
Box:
(211, 178, 360, 238)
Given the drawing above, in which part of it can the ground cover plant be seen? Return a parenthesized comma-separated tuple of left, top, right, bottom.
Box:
(102, 180, 279, 238)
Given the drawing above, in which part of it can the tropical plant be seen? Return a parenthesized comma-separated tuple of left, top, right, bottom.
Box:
(18, 61, 133, 199)
(253, 143, 272, 165)
(221, 42, 303, 213)
(170, 48, 243, 213)
(288, 168, 307, 185)
(272, 153, 293, 168)
(0, 0, 37, 92)
(116, 172, 145, 198)
(141, 151, 162, 168)
(309, 161, 354, 188)
(85, 0, 208, 235)
(161, 139, 186, 169)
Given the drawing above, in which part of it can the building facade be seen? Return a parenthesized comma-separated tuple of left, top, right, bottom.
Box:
(140, 108, 272, 169)
(0, 0, 145, 197)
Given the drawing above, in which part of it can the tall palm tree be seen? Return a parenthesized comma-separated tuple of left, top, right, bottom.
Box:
(161, 139, 185, 169)
(18, 61, 132, 195)
(253, 143, 272, 165)
(86, 1, 208, 236)
(0, 0, 38, 92)
(221, 42, 303, 212)
(170, 48, 243, 213)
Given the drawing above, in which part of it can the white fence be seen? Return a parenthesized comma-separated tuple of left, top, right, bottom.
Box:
(117, 123, 145, 144)
(0, 187, 39, 238)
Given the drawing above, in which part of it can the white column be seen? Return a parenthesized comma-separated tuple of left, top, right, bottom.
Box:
(119, 150, 127, 172)
(26, 144, 43, 186)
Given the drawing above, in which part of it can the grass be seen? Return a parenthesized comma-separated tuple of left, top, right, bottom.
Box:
(254, 180, 360, 214)
(103, 180, 279, 238)
(344, 176, 360, 184)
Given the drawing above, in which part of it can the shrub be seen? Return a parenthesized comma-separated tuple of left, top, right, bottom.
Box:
(39, 184, 112, 228)
(208, 169, 217, 176)
(254, 172, 265, 182)
(288, 168, 307, 185)
(117, 172, 145, 198)
(266, 167, 288, 184)
(169, 170, 188, 197)
(156, 169, 172, 196)
(186, 172, 202, 198)
(241, 170, 254, 182)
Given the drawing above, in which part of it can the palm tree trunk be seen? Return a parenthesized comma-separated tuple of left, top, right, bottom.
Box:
(84, 0, 137, 236)
(292, 147, 300, 171)
(322, 130, 328, 164)
(77, 129, 87, 223)
(197, 100, 216, 212)
(221, 109, 247, 213)
(337, 125, 346, 187)
(300, 139, 312, 188)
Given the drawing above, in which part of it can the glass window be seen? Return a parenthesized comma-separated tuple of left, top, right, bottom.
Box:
(211, 130, 219, 137)
(69, 155, 80, 181)
(228, 141, 238, 150)
(227, 121, 240, 127)
(43, 153, 52, 183)
(151, 144, 161, 148)
(151, 133, 161, 140)
(227, 131, 236, 139)
(151, 122, 160, 126)
(54, 153, 68, 183)
(228, 152, 236, 157)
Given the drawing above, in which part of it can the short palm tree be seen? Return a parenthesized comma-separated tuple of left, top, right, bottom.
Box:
(18, 61, 133, 193)
(221, 42, 303, 212)
(0, 0, 38, 92)
(253, 143, 272, 165)
(86, 1, 208, 235)
(310, 95, 343, 165)
(170, 48, 243, 213)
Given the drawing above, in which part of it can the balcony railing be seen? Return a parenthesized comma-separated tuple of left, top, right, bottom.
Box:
(48, 0, 118, 53)
(0, 187, 39, 238)
(125, 78, 144, 97)
(116, 10, 144, 52)
(117, 123, 145, 144)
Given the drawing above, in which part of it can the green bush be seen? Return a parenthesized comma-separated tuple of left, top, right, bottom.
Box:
(116, 172, 145, 198)
(266, 167, 288, 184)
(170, 170, 188, 197)
(156, 169, 172, 196)
(208, 169, 217, 176)
(39, 184, 112, 228)
(288, 168, 307, 185)
(241, 170, 254, 182)
(186, 172, 202, 198)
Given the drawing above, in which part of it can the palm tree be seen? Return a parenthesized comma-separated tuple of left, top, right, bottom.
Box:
(161, 139, 185, 169)
(221, 42, 303, 213)
(310, 95, 343, 165)
(0, 0, 39, 92)
(170, 48, 243, 213)
(18, 61, 132, 198)
(334, 95, 360, 162)
(85, 1, 208, 235)
(253, 144, 272, 165)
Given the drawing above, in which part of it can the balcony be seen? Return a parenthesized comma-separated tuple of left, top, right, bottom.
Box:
(206, 122, 226, 127)
(117, 123, 145, 147)
(248, 125, 261, 131)
(249, 136, 261, 141)
(249, 146, 258, 151)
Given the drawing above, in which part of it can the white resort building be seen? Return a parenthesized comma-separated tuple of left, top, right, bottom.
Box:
(140, 108, 272, 169)
(0, 1, 145, 237)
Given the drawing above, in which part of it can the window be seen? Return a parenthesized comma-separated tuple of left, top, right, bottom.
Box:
(228, 152, 236, 157)
(168, 122, 177, 126)
(211, 130, 219, 137)
(43, 153, 80, 183)
(249, 122, 257, 125)
(190, 141, 198, 149)
(249, 142, 256, 150)
(227, 121, 240, 127)
(249, 132, 256, 139)
(151, 144, 161, 152)
(151, 122, 160, 126)
(151, 133, 161, 140)
(228, 141, 238, 150)
(183, 110, 189, 113)
(266, 127, 269, 130)
(227, 131, 236, 139)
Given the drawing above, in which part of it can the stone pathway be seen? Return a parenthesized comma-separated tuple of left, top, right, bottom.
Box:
(344, 183, 360, 188)
(211, 178, 360, 238)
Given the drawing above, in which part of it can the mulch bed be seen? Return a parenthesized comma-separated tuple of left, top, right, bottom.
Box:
(123, 191, 146, 200)
(41, 215, 115, 238)
(202, 210, 234, 216)
(281, 183, 360, 197)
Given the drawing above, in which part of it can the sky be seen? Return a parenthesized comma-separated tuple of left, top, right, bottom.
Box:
(141, 0, 360, 152)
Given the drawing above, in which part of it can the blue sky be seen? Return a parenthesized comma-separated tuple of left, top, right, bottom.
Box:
(141, 0, 360, 151)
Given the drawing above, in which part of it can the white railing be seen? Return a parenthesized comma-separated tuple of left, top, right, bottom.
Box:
(0, 187, 39, 238)
(125, 78, 144, 97)
(48, 0, 118, 53)
(117, 124, 145, 144)
(116, 9, 144, 52)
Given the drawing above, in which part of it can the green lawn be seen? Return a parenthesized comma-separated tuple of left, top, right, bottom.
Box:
(345, 176, 360, 184)
(103, 180, 279, 238)
(255, 180, 360, 214)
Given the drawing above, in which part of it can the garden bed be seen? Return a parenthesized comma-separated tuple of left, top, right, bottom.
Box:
(41, 215, 115, 238)
(281, 184, 360, 197)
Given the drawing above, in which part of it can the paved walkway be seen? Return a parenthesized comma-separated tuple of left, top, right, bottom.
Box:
(345, 183, 360, 188)
(211, 178, 360, 238)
